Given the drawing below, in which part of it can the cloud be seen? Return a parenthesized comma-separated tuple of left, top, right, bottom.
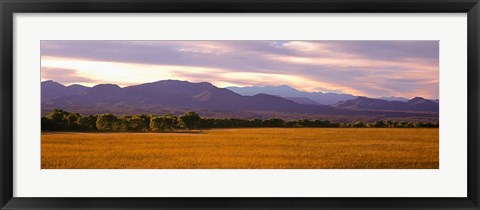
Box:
(41, 67, 98, 86)
(40, 40, 439, 98)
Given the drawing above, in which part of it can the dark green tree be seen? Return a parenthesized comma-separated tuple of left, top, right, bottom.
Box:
(150, 114, 177, 132)
(78, 115, 98, 131)
(66, 113, 81, 130)
(352, 120, 364, 128)
(372, 120, 386, 128)
(96, 114, 120, 131)
(47, 109, 70, 130)
(178, 111, 200, 130)
(262, 118, 285, 127)
(41, 116, 53, 131)
(127, 115, 150, 131)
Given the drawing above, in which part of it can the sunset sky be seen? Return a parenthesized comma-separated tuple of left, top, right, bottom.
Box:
(41, 40, 439, 99)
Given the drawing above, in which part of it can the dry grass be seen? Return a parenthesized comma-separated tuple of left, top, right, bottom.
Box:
(41, 128, 438, 169)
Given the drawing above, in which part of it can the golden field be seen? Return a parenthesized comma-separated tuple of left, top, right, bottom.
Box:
(41, 128, 438, 169)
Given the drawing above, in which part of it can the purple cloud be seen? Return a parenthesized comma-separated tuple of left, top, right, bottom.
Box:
(40, 40, 439, 98)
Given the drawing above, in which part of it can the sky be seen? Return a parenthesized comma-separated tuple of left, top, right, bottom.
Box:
(41, 40, 439, 99)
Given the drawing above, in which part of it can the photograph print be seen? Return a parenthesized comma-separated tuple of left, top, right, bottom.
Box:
(40, 40, 439, 169)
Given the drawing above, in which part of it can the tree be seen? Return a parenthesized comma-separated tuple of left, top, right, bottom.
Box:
(406, 122, 415, 128)
(163, 114, 178, 130)
(262, 118, 285, 127)
(396, 121, 408, 128)
(178, 111, 200, 130)
(372, 120, 386, 128)
(414, 122, 422, 128)
(149, 117, 163, 132)
(385, 120, 395, 128)
(138, 114, 152, 130)
(150, 114, 177, 132)
(78, 115, 98, 131)
(250, 119, 263, 127)
(284, 120, 298, 127)
(48, 109, 69, 122)
(199, 118, 215, 128)
(118, 116, 130, 132)
(352, 120, 364, 128)
(47, 109, 70, 130)
(66, 113, 81, 130)
(126, 115, 150, 131)
(329, 122, 340, 128)
(96, 114, 120, 131)
(313, 120, 331, 127)
(297, 119, 313, 127)
(41, 116, 53, 131)
(40, 109, 437, 131)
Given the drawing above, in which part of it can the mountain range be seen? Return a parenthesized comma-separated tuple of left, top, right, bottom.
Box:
(41, 80, 438, 121)
(332, 96, 438, 112)
(226, 85, 414, 104)
(226, 85, 356, 105)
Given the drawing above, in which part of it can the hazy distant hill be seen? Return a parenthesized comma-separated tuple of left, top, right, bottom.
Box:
(332, 96, 438, 112)
(285, 97, 321, 105)
(379, 96, 410, 102)
(226, 85, 420, 105)
(41, 80, 438, 121)
(226, 85, 355, 105)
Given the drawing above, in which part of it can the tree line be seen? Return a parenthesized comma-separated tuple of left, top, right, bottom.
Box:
(41, 109, 439, 132)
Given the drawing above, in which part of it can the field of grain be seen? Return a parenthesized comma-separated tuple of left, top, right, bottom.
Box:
(41, 128, 438, 169)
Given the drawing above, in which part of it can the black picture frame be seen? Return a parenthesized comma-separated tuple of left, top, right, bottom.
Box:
(1, 0, 479, 209)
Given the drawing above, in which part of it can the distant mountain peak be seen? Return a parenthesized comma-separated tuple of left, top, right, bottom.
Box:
(410, 96, 425, 100)
(354, 96, 372, 101)
(226, 85, 355, 105)
(92, 84, 121, 89)
(275, 84, 295, 89)
(42, 80, 65, 87)
(42, 80, 89, 103)
(408, 97, 427, 104)
(253, 93, 273, 97)
(149, 79, 214, 87)
(379, 96, 409, 102)
(68, 84, 86, 87)
(81, 84, 122, 96)
(158, 79, 187, 83)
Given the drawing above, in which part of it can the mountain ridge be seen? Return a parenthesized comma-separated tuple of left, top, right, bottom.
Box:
(41, 80, 439, 121)
(332, 96, 438, 112)
(226, 85, 356, 105)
